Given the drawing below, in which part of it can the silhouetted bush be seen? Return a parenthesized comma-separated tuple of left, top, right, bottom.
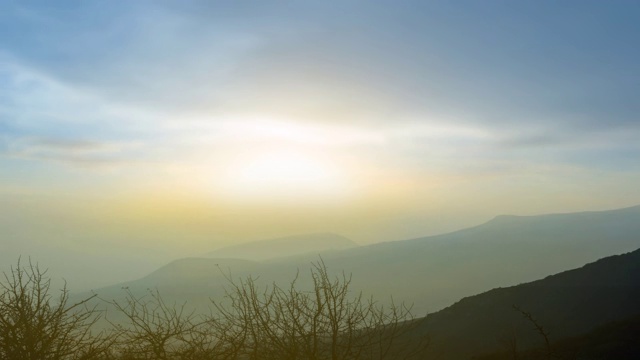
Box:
(108, 289, 222, 360)
(0, 259, 112, 360)
(0, 258, 429, 359)
(209, 259, 429, 360)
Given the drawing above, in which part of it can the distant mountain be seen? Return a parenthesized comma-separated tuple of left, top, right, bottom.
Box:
(414, 247, 640, 359)
(323, 204, 640, 311)
(91, 258, 263, 315)
(205, 233, 358, 261)
(90, 205, 640, 320)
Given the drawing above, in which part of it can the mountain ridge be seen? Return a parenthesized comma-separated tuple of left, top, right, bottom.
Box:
(205, 232, 358, 261)
(414, 247, 640, 359)
(89, 204, 640, 317)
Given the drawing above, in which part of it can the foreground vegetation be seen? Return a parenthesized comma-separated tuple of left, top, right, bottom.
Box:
(0, 259, 428, 360)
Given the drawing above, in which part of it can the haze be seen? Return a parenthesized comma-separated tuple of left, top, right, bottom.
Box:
(1, 1, 640, 289)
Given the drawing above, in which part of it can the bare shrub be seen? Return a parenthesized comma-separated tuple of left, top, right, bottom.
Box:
(210, 259, 430, 360)
(0, 259, 111, 360)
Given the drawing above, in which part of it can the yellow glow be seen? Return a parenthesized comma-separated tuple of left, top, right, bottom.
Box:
(218, 148, 350, 201)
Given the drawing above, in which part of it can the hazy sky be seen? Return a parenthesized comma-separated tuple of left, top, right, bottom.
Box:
(1, 1, 640, 288)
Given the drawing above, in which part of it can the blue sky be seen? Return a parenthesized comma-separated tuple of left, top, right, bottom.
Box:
(2, 1, 639, 166)
(1, 1, 640, 286)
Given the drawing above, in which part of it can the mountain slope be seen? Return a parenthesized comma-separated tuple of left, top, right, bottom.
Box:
(311, 204, 640, 312)
(92, 205, 640, 317)
(476, 314, 640, 360)
(206, 233, 358, 261)
(415, 247, 640, 359)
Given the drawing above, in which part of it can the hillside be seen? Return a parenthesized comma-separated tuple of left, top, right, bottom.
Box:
(414, 248, 640, 359)
(91, 205, 640, 316)
(206, 233, 358, 261)
(475, 314, 640, 359)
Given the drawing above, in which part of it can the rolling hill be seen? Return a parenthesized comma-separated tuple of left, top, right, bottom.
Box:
(90, 205, 640, 318)
(205, 232, 358, 261)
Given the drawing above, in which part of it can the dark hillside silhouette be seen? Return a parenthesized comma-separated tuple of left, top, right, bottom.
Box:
(475, 314, 640, 359)
(409, 247, 640, 359)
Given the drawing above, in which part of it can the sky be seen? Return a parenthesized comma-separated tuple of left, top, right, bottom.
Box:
(1, 1, 640, 288)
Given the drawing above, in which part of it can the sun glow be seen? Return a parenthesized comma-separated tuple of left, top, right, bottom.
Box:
(217, 148, 351, 202)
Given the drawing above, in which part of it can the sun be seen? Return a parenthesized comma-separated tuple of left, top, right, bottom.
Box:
(238, 152, 334, 187)
(217, 148, 350, 202)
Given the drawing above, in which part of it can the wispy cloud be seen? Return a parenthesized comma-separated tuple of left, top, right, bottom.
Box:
(2, 136, 142, 168)
(0, 1, 638, 195)
(3, 1, 639, 133)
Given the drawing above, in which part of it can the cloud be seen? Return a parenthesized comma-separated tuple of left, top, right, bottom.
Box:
(0, 1, 639, 180)
(0, 58, 165, 169)
(2, 1, 639, 136)
(1, 136, 141, 168)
